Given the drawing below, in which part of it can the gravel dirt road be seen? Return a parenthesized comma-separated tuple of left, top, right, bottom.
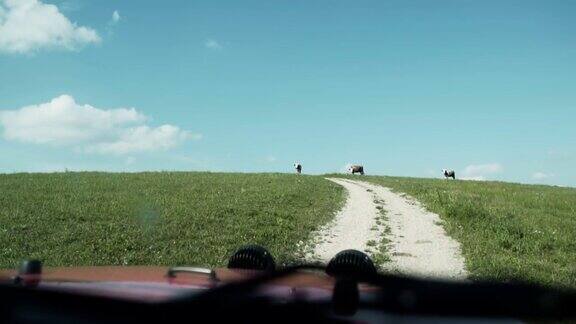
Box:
(307, 178, 467, 280)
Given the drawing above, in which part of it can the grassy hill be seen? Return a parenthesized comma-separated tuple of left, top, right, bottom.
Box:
(0, 172, 344, 269)
(334, 174, 576, 288)
(2, 171, 575, 288)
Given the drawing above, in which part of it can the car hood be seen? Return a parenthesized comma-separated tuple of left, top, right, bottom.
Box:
(0, 266, 337, 302)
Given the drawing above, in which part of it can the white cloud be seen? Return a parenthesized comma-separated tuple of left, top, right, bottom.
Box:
(0, 0, 101, 54)
(0, 94, 200, 154)
(265, 156, 277, 163)
(0, 95, 145, 145)
(205, 39, 222, 50)
(460, 163, 503, 181)
(84, 125, 193, 155)
(111, 10, 120, 24)
(532, 172, 553, 180)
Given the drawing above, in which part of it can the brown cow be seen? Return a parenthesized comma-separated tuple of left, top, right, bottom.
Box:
(349, 165, 364, 175)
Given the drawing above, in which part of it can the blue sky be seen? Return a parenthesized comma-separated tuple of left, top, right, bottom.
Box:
(0, 0, 575, 186)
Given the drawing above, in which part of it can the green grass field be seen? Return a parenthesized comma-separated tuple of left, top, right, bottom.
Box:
(0, 172, 344, 269)
(333, 174, 576, 288)
(3, 171, 575, 289)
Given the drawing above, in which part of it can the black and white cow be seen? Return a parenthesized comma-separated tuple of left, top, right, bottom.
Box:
(294, 163, 302, 174)
(443, 169, 456, 179)
(349, 165, 365, 175)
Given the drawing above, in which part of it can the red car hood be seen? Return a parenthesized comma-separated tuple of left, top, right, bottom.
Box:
(0, 266, 339, 303)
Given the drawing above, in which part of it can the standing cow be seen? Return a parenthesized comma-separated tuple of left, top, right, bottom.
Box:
(443, 169, 456, 179)
(294, 163, 302, 174)
(349, 165, 365, 175)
